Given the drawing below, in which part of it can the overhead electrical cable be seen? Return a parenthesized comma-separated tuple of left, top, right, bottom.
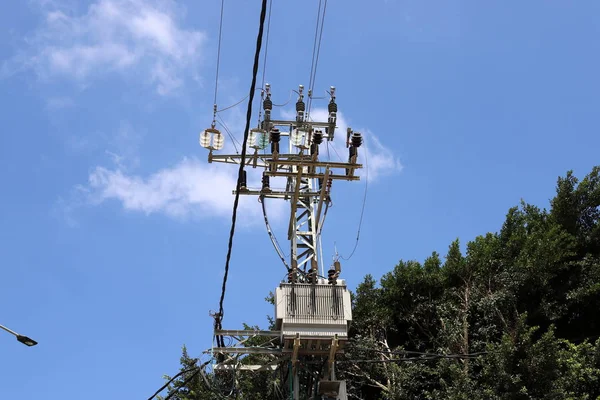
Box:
(212, 0, 225, 120)
(216, 94, 250, 113)
(307, 0, 329, 120)
(261, 196, 290, 270)
(260, 0, 273, 90)
(216, 114, 240, 154)
(147, 360, 213, 400)
(215, 0, 269, 335)
(271, 90, 294, 107)
(307, 0, 323, 96)
(340, 140, 369, 261)
(309, 0, 328, 94)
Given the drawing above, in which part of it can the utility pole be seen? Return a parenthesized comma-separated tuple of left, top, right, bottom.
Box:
(200, 84, 362, 399)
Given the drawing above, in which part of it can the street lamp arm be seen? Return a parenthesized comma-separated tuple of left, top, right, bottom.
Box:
(0, 324, 19, 336)
(0, 323, 37, 347)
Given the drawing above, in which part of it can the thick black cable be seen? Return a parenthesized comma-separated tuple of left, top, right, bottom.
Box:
(163, 369, 201, 400)
(216, 0, 269, 331)
(147, 367, 197, 400)
(147, 359, 212, 400)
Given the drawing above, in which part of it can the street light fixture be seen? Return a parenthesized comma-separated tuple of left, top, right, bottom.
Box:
(0, 324, 38, 347)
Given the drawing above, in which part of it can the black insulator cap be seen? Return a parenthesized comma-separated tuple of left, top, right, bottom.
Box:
(310, 142, 319, 156)
(313, 131, 323, 145)
(288, 269, 297, 283)
(240, 170, 247, 188)
(351, 132, 363, 148)
(262, 174, 270, 186)
(270, 128, 280, 143)
(318, 177, 324, 190)
(263, 98, 273, 111)
(296, 100, 305, 112)
(328, 101, 337, 113)
(327, 268, 337, 284)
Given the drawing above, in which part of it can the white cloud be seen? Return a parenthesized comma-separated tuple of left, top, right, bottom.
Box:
(4, 0, 206, 94)
(68, 107, 399, 225)
(81, 157, 284, 223)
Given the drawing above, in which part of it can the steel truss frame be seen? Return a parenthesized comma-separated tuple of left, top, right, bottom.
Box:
(207, 118, 362, 281)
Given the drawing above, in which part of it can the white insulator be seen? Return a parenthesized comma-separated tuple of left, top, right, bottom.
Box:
(290, 129, 305, 147)
(213, 133, 224, 150)
(328, 112, 337, 125)
(258, 131, 269, 149)
(247, 130, 258, 147)
(199, 130, 211, 148)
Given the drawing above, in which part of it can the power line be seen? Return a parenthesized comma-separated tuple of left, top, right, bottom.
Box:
(307, 0, 323, 95)
(147, 360, 213, 400)
(307, 0, 329, 119)
(216, 94, 250, 113)
(309, 0, 328, 94)
(216, 114, 241, 154)
(260, 0, 273, 90)
(215, 0, 269, 333)
(340, 140, 369, 261)
(213, 0, 225, 109)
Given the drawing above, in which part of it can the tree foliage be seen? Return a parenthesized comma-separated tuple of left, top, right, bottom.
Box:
(160, 166, 600, 399)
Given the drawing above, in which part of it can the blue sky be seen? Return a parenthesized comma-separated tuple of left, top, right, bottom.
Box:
(1, 0, 599, 398)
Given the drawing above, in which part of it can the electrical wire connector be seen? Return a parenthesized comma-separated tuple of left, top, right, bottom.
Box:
(238, 170, 249, 192)
(261, 172, 271, 193)
(328, 260, 341, 285)
(345, 129, 362, 174)
(263, 83, 272, 121)
(296, 85, 305, 123)
(211, 104, 218, 128)
(270, 127, 280, 160)
(327, 86, 337, 139)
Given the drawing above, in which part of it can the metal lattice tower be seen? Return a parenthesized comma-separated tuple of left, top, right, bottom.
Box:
(200, 85, 363, 399)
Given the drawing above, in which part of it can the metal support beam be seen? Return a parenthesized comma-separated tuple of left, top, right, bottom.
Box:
(288, 169, 303, 241)
(315, 167, 330, 235)
(328, 335, 339, 380)
(266, 171, 359, 181)
(214, 330, 281, 337)
(291, 333, 300, 368)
